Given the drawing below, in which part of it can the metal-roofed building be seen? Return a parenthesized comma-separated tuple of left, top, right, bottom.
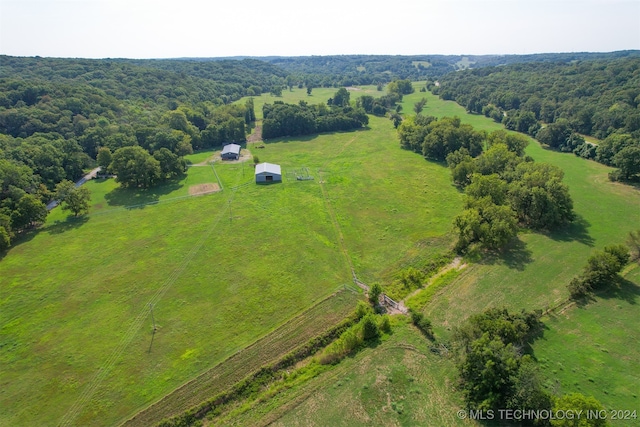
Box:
(255, 162, 282, 183)
(221, 143, 241, 160)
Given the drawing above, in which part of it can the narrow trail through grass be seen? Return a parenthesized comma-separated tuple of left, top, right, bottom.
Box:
(316, 134, 362, 286)
(400, 256, 466, 306)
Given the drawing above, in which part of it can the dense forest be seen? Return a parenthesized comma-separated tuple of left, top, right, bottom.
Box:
(255, 52, 639, 88)
(434, 55, 640, 181)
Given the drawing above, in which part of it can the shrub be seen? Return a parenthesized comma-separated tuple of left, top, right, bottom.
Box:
(361, 314, 380, 341)
(379, 315, 391, 334)
(355, 300, 373, 320)
(410, 310, 434, 338)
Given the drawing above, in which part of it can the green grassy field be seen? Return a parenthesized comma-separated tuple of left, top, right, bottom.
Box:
(246, 85, 382, 120)
(533, 264, 640, 415)
(0, 87, 462, 426)
(124, 290, 361, 427)
(1, 163, 350, 426)
(410, 89, 640, 422)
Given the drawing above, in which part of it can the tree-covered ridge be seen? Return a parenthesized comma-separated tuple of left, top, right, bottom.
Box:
(257, 51, 639, 88)
(434, 56, 640, 181)
(435, 57, 640, 139)
(0, 56, 287, 103)
(262, 55, 455, 87)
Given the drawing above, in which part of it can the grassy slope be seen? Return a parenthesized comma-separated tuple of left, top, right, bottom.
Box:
(413, 92, 640, 419)
(1, 164, 348, 426)
(0, 87, 462, 426)
(223, 322, 475, 427)
(534, 264, 640, 413)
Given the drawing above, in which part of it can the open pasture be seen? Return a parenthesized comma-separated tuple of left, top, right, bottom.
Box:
(533, 264, 640, 415)
(220, 86, 640, 426)
(0, 88, 462, 426)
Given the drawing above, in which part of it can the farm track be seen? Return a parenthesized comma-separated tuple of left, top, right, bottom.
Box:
(121, 290, 360, 427)
(399, 256, 466, 306)
(57, 173, 245, 427)
(317, 135, 360, 283)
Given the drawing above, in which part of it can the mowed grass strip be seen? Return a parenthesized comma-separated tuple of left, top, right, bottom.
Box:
(122, 290, 360, 427)
(224, 323, 473, 427)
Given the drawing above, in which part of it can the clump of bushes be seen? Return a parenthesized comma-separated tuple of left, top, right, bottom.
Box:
(568, 244, 630, 300)
(409, 309, 434, 339)
(318, 306, 390, 365)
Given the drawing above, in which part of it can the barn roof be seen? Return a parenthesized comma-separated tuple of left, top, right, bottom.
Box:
(255, 162, 281, 175)
(221, 144, 241, 155)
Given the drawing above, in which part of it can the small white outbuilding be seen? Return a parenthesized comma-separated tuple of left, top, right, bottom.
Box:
(255, 162, 282, 183)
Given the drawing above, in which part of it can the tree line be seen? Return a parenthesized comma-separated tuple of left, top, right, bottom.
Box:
(397, 117, 574, 252)
(433, 56, 640, 182)
(259, 51, 636, 90)
(261, 89, 369, 139)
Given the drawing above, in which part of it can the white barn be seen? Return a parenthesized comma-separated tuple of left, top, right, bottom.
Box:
(255, 162, 282, 183)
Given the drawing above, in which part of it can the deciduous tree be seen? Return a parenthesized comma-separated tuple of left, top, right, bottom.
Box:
(413, 97, 427, 115)
(110, 146, 161, 189)
(551, 393, 608, 427)
(11, 194, 47, 229)
(55, 180, 90, 216)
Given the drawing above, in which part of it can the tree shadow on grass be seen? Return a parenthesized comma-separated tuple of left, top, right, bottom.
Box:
(547, 214, 595, 247)
(475, 237, 534, 271)
(104, 180, 183, 209)
(46, 215, 90, 235)
(595, 275, 640, 305)
(0, 217, 89, 261)
(0, 227, 38, 260)
(259, 126, 372, 145)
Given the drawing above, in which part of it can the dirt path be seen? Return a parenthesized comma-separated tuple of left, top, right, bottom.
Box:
(398, 257, 467, 308)
(247, 122, 263, 143)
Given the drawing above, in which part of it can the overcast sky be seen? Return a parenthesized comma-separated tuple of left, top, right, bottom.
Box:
(0, 0, 638, 59)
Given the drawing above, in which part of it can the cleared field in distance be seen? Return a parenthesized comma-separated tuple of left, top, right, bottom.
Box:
(0, 87, 462, 426)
